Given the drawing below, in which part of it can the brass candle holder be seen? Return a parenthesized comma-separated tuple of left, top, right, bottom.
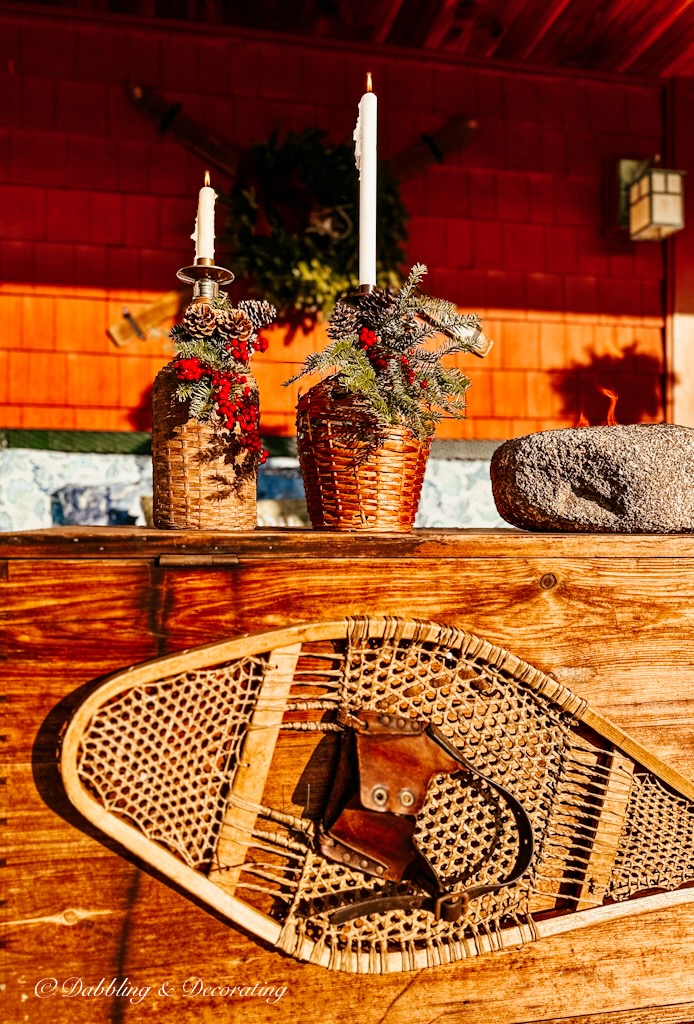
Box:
(177, 257, 235, 303)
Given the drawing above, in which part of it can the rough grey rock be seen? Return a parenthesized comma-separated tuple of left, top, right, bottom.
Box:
(490, 423, 694, 533)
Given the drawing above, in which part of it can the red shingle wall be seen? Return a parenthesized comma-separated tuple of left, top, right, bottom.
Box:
(0, 8, 666, 438)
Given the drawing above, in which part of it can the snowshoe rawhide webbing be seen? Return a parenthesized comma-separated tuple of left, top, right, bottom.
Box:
(60, 616, 694, 974)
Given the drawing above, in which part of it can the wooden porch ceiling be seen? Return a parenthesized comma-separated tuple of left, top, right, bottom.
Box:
(15, 0, 694, 77)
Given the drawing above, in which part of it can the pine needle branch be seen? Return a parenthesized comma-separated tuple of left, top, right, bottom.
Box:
(284, 263, 490, 436)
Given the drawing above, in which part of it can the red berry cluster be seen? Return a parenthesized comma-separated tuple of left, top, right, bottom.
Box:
(211, 370, 268, 463)
(226, 334, 270, 362)
(173, 357, 210, 381)
(173, 359, 268, 463)
(358, 327, 427, 391)
(399, 354, 416, 386)
(226, 338, 250, 363)
(358, 327, 389, 372)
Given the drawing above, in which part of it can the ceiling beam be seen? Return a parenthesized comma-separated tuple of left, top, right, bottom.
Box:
(615, 0, 694, 71)
(633, 7, 694, 75)
(516, 0, 574, 60)
(422, 0, 464, 49)
(482, 0, 529, 57)
(520, 0, 610, 66)
(485, 0, 572, 61)
(371, 0, 407, 43)
(660, 49, 694, 75)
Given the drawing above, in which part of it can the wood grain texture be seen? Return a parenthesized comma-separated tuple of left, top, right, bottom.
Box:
(575, 752, 634, 907)
(3, 526, 694, 560)
(4, 528, 694, 1023)
(209, 643, 302, 893)
(527, 1004, 694, 1024)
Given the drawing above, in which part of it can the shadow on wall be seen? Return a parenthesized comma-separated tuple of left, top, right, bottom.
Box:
(127, 385, 154, 432)
(552, 344, 666, 425)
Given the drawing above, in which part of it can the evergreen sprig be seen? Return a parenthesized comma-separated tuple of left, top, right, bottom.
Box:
(169, 293, 276, 468)
(286, 265, 485, 440)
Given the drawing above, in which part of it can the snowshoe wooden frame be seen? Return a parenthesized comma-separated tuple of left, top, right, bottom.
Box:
(60, 616, 694, 974)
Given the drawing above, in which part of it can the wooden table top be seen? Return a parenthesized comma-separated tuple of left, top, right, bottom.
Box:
(2, 525, 694, 560)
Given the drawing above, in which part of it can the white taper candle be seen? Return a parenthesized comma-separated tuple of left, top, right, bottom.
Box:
(354, 73, 377, 287)
(192, 170, 217, 262)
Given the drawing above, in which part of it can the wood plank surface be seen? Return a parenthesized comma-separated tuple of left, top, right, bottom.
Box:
(540, 1005, 694, 1024)
(3, 526, 694, 560)
(4, 528, 694, 1024)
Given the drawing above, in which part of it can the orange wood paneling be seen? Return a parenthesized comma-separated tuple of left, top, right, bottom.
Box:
(55, 294, 109, 353)
(0, 351, 8, 403)
(66, 352, 120, 408)
(22, 295, 57, 351)
(0, 406, 23, 427)
(8, 350, 68, 406)
(0, 7, 668, 438)
(21, 405, 77, 429)
(71, 407, 139, 431)
(0, 295, 23, 349)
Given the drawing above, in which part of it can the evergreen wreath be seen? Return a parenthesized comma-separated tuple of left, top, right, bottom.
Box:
(223, 129, 408, 320)
(286, 264, 484, 439)
(170, 296, 276, 466)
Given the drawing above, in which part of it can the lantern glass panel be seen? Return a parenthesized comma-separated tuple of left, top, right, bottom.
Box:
(651, 171, 666, 192)
(630, 194, 652, 236)
(652, 192, 683, 227)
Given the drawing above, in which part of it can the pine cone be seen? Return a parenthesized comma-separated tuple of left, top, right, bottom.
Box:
(183, 303, 218, 337)
(357, 288, 398, 330)
(222, 308, 255, 341)
(327, 301, 359, 340)
(238, 299, 277, 331)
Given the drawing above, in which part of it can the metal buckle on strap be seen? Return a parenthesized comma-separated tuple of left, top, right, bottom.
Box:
(433, 890, 469, 922)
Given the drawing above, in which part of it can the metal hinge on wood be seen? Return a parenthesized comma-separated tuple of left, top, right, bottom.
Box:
(156, 554, 239, 568)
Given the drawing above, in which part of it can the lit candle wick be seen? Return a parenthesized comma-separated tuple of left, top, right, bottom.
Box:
(366, 71, 372, 93)
(193, 172, 217, 262)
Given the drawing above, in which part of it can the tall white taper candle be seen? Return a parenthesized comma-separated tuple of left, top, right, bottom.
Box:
(354, 72, 377, 287)
(192, 170, 217, 262)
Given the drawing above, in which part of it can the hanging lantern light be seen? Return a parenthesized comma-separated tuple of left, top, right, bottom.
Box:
(620, 159, 685, 241)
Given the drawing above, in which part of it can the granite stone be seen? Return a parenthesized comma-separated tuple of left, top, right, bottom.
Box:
(490, 423, 694, 533)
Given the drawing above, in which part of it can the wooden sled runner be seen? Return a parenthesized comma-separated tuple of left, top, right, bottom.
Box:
(60, 616, 694, 974)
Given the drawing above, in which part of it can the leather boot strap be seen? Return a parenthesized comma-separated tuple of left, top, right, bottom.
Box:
(318, 711, 534, 924)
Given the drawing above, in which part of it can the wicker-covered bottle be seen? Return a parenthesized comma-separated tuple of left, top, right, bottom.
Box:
(152, 363, 258, 531)
(296, 375, 430, 532)
(288, 267, 491, 533)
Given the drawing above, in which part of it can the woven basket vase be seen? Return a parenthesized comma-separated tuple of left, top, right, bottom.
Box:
(296, 376, 431, 532)
(152, 363, 257, 531)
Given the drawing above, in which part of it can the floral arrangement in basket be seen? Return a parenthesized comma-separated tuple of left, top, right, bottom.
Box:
(171, 296, 276, 466)
(286, 263, 489, 440)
